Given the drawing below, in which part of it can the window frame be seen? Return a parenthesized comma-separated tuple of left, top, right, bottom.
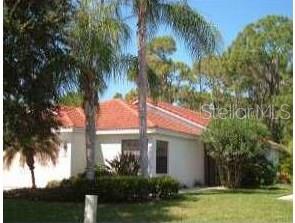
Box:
(121, 139, 140, 158)
(156, 140, 169, 174)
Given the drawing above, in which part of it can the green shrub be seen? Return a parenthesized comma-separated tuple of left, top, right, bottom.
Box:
(278, 152, 292, 184)
(106, 153, 140, 176)
(95, 164, 113, 177)
(240, 154, 277, 187)
(96, 176, 149, 202)
(4, 187, 85, 202)
(95, 176, 179, 202)
(5, 176, 179, 203)
(202, 117, 270, 188)
(78, 165, 113, 179)
(149, 177, 179, 199)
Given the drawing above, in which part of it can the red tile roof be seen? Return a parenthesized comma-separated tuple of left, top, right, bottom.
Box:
(58, 99, 209, 136)
(147, 100, 210, 126)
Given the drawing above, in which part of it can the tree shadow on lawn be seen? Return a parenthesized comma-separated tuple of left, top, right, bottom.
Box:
(4, 195, 199, 223)
(97, 195, 198, 223)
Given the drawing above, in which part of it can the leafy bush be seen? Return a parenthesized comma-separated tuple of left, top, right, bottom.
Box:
(149, 177, 179, 199)
(5, 176, 179, 203)
(106, 153, 140, 176)
(95, 164, 113, 177)
(277, 152, 292, 184)
(240, 154, 277, 187)
(96, 176, 150, 202)
(202, 117, 270, 188)
(4, 187, 85, 202)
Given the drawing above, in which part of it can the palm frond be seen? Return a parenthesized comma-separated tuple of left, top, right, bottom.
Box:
(158, 1, 221, 58)
(3, 147, 19, 169)
(65, 0, 131, 94)
(3, 134, 61, 169)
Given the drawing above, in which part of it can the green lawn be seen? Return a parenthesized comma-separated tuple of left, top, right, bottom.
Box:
(4, 185, 292, 223)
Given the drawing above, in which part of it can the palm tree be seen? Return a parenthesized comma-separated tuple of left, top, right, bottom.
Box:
(122, 0, 220, 177)
(4, 137, 60, 189)
(68, 0, 130, 181)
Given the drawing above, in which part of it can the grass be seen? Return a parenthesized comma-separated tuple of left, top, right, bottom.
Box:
(4, 184, 292, 223)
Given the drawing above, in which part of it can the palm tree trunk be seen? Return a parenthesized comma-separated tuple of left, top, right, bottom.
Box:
(83, 74, 97, 181)
(29, 167, 36, 189)
(26, 155, 36, 189)
(137, 2, 149, 177)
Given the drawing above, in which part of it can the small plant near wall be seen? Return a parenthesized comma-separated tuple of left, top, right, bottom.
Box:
(106, 153, 140, 176)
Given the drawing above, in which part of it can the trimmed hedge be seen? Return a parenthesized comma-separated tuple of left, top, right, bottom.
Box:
(4, 176, 179, 203)
(4, 187, 85, 202)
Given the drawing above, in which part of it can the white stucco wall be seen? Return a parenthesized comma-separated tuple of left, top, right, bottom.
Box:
(3, 129, 204, 189)
(97, 134, 154, 167)
(70, 131, 87, 176)
(68, 131, 154, 176)
(151, 133, 204, 187)
(3, 132, 72, 189)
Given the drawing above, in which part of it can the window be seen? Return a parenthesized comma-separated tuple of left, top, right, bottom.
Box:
(156, 140, 168, 174)
(122, 140, 140, 158)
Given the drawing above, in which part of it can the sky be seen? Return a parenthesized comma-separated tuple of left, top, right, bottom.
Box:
(101, 0, 293, 101)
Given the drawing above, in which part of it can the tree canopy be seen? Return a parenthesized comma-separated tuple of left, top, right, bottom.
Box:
(3, 0, 73, 188)
(59, 92, 83, 107)
(195, 15, 292, 145)
(67, 0, 131, 180)
(202, 117, 270, 188)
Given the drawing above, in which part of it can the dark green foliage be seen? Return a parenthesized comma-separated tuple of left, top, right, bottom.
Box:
(3, 0, 73, 188)
(67, 0, 131, 180)
(224, 16, 292, 143)
(5, 176, 179, 203)
(202, 117, 270, 188)
(96, 177, 151, 202)
(127, 36, 198, 103)
(196, 16, 293, 186)
(106, 153, 140, 176)
(195, 16, 292, 145)
(95, 164, 113, 177)
(4, 187, 85, 202)
(240, 154, 277, 187)
(4, 0, 73, 146)
(277, 152, 292, 184)
(148, 176, 180, 199)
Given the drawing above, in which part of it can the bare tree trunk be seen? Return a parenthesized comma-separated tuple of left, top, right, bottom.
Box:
(83, 73, 97, 181)
(137, 2, 149, 177)
(26, 155, 36, 189)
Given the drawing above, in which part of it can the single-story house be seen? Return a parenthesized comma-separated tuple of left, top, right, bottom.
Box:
(4, 99, 283, 190)
(4, 99, 212, 189)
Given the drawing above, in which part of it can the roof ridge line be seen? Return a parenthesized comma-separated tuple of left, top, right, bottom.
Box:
(147, 102, 206, 129)
(134, 99, 205, 117)
(159, 101, 205, 117)
(117, 99, 156, 127)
